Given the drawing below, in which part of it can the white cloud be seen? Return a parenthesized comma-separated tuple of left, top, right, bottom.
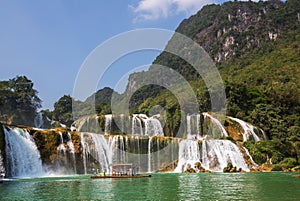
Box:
(131, 0, 214, 22)
(173, 0, 212, 14)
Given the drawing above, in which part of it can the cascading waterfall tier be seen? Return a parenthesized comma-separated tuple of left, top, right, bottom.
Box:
(203, 112, 228, 138)
(229, 117, 266, 141)
(186, 114, 201, 139)
(3, 126, 45, 178)
(80, 132, 112, 174)
(132, 114, 144, 135)
(201, 140, 250, 172)
(175, 139, 252, 172)
(143, 115, 164, 137)
(55, 132, 77, 174)
(73, 114, 164, 136)
(175, 139, 201, 172)
(1, 112, 266, 176)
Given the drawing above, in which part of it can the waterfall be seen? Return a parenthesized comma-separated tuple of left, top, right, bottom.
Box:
(175, 139, 250, 172)
(4, 126, 44, 178)
(108, 135, 128, 165)
(201, 140, 249, 172)
(55, 132, 69, 174)
(75, 116, 89, 132)
(174, 140, 201, 172)
(187, 114, 201, 139)
(229, 117, 261, 141)
(148, 136, 153, 172)
(131, 114, 164, 136)
(80, 133, 88, 174)
(80, 133, 112, 174)
(67, 132, 77, 173)
(156, 137, 160, 170)
(57, 132, 66, 153)
(34, 112, 44, 128)
(203, 112, 228, 138)
(0, 150, 5, 175)
(105, 114, 112, 135)
(117, 114, 125, 134)
(132, 114, 144, 135)
(144, 116, 164, 137)
(134, 135, 141, 171)
(187, 115, 191, 137)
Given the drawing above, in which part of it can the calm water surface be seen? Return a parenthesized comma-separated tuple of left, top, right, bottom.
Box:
(1, 172, 300, 200)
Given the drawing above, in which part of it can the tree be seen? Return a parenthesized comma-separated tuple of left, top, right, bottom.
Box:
(53, 95, 73, 126)
(0, 75, 41, 126)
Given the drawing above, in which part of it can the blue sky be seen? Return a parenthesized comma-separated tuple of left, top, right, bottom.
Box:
(0, 0, 233, 110)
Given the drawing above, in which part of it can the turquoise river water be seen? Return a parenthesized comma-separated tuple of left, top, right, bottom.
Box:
(1, 172, 300, 200)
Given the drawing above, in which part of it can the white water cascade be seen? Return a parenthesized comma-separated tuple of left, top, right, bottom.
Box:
(108, 135, 128, 165)
(148, 136, 153, 172)
(80, 133, 112, 174)
(201, 140, 249, 172)
(67, 132, 77, 173)
(57, 132, 66, 153)
(174, 140, 201, 172)
(144, 115, 164, 137)
(229, 117, 261, 142)
(203, 113, 228, 138)
(132, 114, 144, 135)
(34, 112, 44, 128)
(4, 126, 44, 177)
(0, 150, 5, 174)
(175, 139, 250, 172)
(187, 114, 201, 139)
(132, 114, 164, 136)
(105, 114, 112, 135)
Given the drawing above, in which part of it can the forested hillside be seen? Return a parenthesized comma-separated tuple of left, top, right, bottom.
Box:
(124, 0, 300, 166)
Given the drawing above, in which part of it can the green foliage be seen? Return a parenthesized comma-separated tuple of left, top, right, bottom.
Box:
(244, 139, 297, 165)
(53, 95, 73, 127)
(279, 157, 298, 169)
(0, 75, 41, 126)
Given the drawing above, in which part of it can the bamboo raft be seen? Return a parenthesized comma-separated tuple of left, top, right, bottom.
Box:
(91, 174, 151, 179)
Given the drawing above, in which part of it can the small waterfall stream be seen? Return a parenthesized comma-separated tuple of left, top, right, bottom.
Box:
(148, 136, 153, 172)
(0, 150, 5, 174)
(132, 114, 144, 135)
(105, 114, 112, 135)
(67, 132, 77, 173)
(34, 112, 44, 128)
(229, 117, 261, 141)
(187, 114, 201, 139)
(203, 112, 228, 137)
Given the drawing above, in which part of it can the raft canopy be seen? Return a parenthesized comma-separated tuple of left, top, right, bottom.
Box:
(111, 163, 133, 172)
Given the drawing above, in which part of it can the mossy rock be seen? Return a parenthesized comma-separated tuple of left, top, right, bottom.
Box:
(184, 168, 196, 173)
(291, 166, 300, 172)
(223, 162, 233, 172)
(271, 164, 283, 171)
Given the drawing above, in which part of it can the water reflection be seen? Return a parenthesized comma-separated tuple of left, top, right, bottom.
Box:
(178, 174, 201, 200)
(1, 173, 300, 200)
(176, 173, 261, 200)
